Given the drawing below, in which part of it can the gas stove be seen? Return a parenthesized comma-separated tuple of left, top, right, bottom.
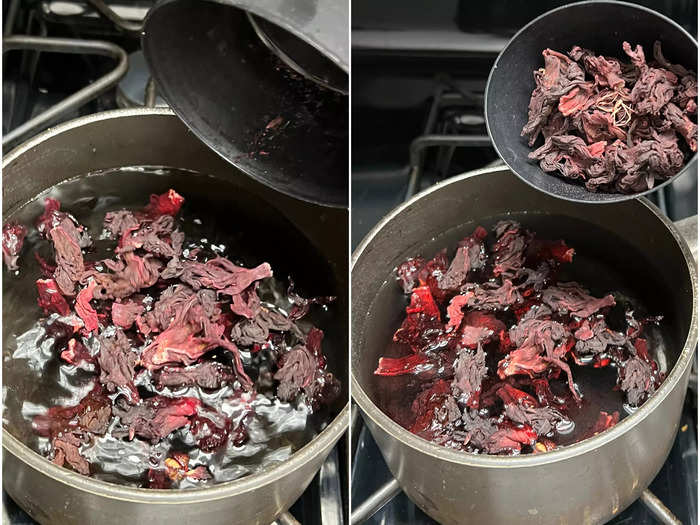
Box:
(1, 2, 347, 524)
(350, 1, 697, 523)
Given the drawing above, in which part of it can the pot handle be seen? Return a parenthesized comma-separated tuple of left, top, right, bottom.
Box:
(673, 215, 697, 265)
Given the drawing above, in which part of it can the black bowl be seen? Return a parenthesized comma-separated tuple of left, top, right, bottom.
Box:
(143, 0, 349, 208)
(485, 0, 698, 203)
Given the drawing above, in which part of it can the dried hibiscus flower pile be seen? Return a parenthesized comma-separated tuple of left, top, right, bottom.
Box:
(9, 189, 340, 486)
(523, 41, 697, 193)
(376, 221, 662, 455)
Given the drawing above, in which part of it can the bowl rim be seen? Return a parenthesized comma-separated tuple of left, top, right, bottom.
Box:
(484, 0, 699, 205)
(2, 107, 350, 504)
(351, 165, 698, 469)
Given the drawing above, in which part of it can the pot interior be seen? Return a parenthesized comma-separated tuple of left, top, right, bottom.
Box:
(3, 165, 348, 486)
(352, 170, 694, 449)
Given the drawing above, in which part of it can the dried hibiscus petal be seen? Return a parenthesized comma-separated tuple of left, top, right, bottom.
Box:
(439, 226, 487, 290)
(619, 355, 657, 406)
(98, 329, 139, 403)
(89, 252, 162, 300)
(462, 410, 498, 450)
(154, 361, 235, 390)
(52, 431, 91, 474)
(117, 215, 183, 259)
(374, 353, 432, 377)
(49, 218, 86, 295)
(180, 257, 272, 297)
(3, 222, 27, 271)
(140, 324, 218, 371)
(410, 380, 460, 439)
(36, 278, 71, 316)
(492, 221, 531, 278)
(112, 300, 145, 330)
(497, 384, 565, 437)
(541, 282, 615, 318)
(486, 422, 537, 455)
(145, 189, 185, 217)
(230, 282, 261, 319)
(75, 279, 100, 333)
(459, 279, 523, 312)
(573, 318, 626, 356)
(393, 312, 444, 350)
(451, 344, 487, 408)
(406, 285, 440, 320)
(272, 327, 340, 411)
(114, 395, 201, 443)
(275, 344, 319, 402)
(463, 311, 506, 344)
(34, 385, 112, 474)
(379, 221, 663, 455)
(230, 307, 293, 347)
(60, 338, 96, 371)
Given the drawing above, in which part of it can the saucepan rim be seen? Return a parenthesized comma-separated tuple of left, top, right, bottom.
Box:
(351, 166, 698, 469)
(2, 107, 350, 504)
(484, 0, 699, 204)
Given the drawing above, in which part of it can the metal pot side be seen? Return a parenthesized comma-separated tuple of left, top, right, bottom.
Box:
(351, 167, 698, 525)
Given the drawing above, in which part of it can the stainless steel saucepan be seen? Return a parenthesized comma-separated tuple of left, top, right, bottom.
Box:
(2, 108, 349, 525)
(352, 166, 697, 524)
